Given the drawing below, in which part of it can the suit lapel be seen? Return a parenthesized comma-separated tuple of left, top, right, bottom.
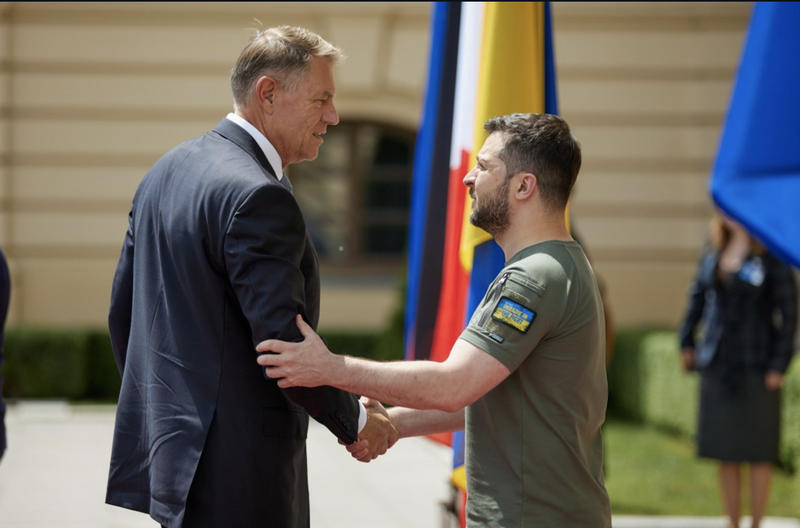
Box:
(212, 118, 279, 181)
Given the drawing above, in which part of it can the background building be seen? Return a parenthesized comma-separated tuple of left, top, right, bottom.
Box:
(0, 1, 752, 331)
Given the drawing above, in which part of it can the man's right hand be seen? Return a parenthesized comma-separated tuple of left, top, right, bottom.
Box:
(680, 347, 695, 372)
(346, 398, 398, 462)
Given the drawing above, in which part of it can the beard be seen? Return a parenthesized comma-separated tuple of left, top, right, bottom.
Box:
(470, 179, 510, 235)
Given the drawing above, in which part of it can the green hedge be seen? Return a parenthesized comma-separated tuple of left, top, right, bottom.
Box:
(0, 274, 407, 402)
(3, 328, 93, 399)
(607, 327, 800, 475)
(8, 322, 798, 474)
(1, 327, 125, 401)
(1, 326, 390, 402)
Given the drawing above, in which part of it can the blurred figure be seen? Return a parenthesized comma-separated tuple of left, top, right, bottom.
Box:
(678, 211, 797, 528)
(0, 248, 8, 461)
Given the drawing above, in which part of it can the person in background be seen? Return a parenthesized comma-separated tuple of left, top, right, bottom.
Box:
(0, 248, 9, 461)
(678, 210, 797, 528)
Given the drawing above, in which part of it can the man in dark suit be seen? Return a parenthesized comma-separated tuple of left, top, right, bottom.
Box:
(106, 26, 397, 528)
(0, 248, 9, 462)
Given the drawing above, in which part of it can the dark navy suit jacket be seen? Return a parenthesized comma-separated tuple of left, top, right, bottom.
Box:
(0, 248, 9, 460)
(679, 245, 797, 373)
(106, 118, 360, 528)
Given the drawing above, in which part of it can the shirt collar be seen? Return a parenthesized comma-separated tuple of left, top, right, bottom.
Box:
(225, 112, 284, 180)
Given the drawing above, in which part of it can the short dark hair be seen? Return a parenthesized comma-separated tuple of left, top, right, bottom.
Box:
(484, 113, 581, 210)
(230, 26, 343, 109)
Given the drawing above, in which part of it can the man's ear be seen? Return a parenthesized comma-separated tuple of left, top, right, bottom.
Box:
(515, 172, 537, 200)
(255, 76, 278, 113)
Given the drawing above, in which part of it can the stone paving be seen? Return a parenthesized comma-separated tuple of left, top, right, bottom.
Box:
(0, 401, 797, 528)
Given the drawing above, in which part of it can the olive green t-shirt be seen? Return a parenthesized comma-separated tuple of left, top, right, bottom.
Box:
(459, 240, 611, 528)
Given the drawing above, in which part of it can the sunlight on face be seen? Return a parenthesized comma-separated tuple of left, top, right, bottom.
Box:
(270, 56, 340, 167)
(464, 133, 511, 234)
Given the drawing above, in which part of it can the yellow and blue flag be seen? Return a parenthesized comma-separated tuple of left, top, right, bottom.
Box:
(404, 2, 559, 524)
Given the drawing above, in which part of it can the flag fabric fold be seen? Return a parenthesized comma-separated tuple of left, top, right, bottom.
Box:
(404, 1, 461, 366)
(404, 2, 559, 524)
(710, 2, 800, 267)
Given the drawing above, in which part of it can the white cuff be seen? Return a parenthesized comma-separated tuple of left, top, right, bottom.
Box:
(356, 400, 367, 433)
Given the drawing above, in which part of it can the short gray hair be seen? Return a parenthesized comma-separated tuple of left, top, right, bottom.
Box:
(231, 25, 343, 108)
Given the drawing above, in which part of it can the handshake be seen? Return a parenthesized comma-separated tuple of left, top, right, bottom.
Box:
(345, 397, 399, 463)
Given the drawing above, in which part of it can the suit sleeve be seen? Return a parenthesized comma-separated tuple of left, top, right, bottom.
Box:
(224, 184, 360, 444)
(678, 249, 710, 349)
(108, 210, 135, 375)
(766, 258, 798, 373)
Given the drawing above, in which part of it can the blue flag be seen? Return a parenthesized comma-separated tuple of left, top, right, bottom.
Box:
(710, 2, 800, 267)
(404, 2, 461, 363)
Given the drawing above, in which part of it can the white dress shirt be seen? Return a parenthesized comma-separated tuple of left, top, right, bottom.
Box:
(225, 112, 285, 181)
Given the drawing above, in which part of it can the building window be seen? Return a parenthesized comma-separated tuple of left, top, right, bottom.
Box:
(288, 121, 414, 267)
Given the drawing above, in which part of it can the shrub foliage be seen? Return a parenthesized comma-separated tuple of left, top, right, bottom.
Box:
(607, 326, 800, 475)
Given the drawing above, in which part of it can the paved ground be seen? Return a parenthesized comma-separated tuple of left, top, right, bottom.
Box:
(0, 401, 797, 528)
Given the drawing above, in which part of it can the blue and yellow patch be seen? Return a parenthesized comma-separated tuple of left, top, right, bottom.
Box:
(492, 297, 535, 333)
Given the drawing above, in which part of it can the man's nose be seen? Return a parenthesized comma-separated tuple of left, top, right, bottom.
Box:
(324, 100, 339, 125)
(463, 168, 476, 187)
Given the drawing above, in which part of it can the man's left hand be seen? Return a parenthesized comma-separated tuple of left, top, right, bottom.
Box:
(256, 314, 337, 388)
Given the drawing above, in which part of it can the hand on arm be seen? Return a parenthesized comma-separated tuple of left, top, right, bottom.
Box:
(256, 315, 511, 411)
(257, 314, 341, 388)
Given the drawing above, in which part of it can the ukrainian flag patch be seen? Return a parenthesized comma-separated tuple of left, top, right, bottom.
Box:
(492, 297, 535, 333)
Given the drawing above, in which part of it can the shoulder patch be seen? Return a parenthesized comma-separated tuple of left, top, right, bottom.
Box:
(491, 297, 535, 333)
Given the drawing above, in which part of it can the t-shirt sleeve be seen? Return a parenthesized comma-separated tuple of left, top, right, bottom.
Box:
(460, 267, 560, 372)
